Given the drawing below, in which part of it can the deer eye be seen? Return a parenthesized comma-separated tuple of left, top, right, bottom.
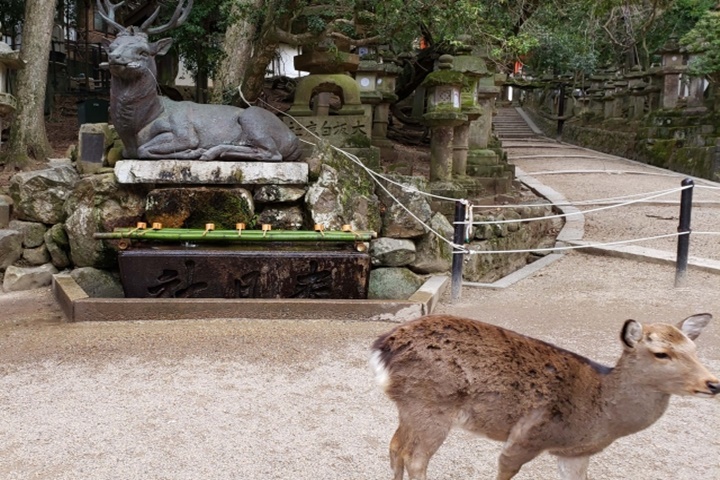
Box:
(653, 352, 670, 360)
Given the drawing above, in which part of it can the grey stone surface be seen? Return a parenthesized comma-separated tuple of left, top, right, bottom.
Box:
(368, 267, 425, 300)
(8, 220, 48, 248)
(2, 263, 58, 292)
(305, 164, 381, 232)
(8, 165, 80, 224)
(377, 175, 432, 238)
(0, 229, 22, 270)
(370, 237, 416, 267)
(64, 173, 145, 268)
(22, 245, 51, 266)
(70, 267, 124, 298)
(44, 224, 71, 269)
(114, 160, 308, 185)
(0, 194, 12, 228)
(254, 185, 307, 203)
(257, 205, 305, 230)
(409, 212, 454, 274)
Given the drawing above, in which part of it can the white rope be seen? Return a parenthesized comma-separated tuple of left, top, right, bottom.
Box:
(521, 169, 678, 178)
(466, 186, 689, 225)
(691, 231, 720, 236)
(455, 232, 687, 255)
(470, 186, 687, 209)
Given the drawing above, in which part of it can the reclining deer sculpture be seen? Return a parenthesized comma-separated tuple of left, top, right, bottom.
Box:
(96, 0, 302, 162)
(371, 313, 719, 480)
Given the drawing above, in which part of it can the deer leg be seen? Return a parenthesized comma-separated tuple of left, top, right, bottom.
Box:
(137, 124, 203, 159)
(496, 411, 546, 480)
(556, 456, 590, 480)
(200, 144, 282, 161)
(389, 410, 452, 480)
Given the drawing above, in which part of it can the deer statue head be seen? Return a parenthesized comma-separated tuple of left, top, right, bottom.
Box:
(97, 0, 192, 80)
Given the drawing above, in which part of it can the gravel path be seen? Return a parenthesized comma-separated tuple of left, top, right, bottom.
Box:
(1, 138, 719, 479)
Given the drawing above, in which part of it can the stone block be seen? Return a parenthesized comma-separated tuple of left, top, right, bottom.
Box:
(118, 247, 370, 299)
(145, 187, 254, 229)
(3, 263, 58, 292)
(115, 160, 308, 185)
(0, 229, 22, 270)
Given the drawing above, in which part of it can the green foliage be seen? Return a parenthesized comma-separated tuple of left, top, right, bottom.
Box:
(160, 0, 230, 80)
(682, 7, 720, 80)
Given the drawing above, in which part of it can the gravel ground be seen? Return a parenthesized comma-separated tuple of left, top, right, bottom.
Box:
(1, 139, 719, 480)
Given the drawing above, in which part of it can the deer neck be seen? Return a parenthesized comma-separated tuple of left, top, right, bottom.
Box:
(110, 73, 164, 134)
(597, 357, 671, 436)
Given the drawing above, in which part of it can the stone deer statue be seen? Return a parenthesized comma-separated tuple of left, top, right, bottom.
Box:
(96, 0, 302, 161)
(371, 313, 719, 480)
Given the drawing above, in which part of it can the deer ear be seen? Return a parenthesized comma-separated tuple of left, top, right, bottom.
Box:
(152, 38, 174, 56)
(621, 320, 643, 349)
(677, 313, 712, 340)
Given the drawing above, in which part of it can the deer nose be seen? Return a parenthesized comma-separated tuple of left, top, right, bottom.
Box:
(708, 381, 720, 395)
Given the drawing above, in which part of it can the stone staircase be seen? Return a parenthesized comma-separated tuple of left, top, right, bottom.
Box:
(493, 107, 539, 139)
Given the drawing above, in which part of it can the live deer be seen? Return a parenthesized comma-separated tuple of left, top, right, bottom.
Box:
(370, 314, 719, 480)
(96, 0, 302, 161)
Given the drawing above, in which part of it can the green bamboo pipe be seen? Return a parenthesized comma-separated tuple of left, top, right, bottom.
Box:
(93, 227, 376, 243)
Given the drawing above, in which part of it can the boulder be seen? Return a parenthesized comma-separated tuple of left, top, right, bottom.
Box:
(257, 205, 305, 230)
(370, 237, 416, 267)
(2, 263, 58, 292)
(305, 150, 381, 232)
(70, 267, 124, 298)
(8, 165, 80, 224)
(368, 267, 425, 300)
(22, 245, 51, 266)
(0, 229, 22, 270)
(409, 212, 454, 274)
(44, 224, 71, 269)
(254, 185, 307, 203)
(377, 175, 432, 238)
(145, 187, 254, 229)
(8, 220, 47, 248)
(64, 173, 146, 268)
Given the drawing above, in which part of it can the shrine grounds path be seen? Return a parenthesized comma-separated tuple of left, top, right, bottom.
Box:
(1, 133, 719, 479)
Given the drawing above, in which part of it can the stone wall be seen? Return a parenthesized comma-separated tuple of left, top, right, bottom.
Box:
(0, 142, 557, 298)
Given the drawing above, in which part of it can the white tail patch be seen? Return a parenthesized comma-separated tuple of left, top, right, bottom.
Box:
(369, 349, 391, 390)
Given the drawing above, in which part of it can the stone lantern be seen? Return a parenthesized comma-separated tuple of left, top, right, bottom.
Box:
(421, 54, 467, 182)
(656, 36, 686, 109)
(0, 24, 24, 148)
(355, 54, 401, 159)
(449, 46, 485, 177)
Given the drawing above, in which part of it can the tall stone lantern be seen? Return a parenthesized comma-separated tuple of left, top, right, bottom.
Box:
(421, 54, 467, 182)
(450, 47, 485, 177)
(0, 24, 24, 148)
(656, 36, 686, 109)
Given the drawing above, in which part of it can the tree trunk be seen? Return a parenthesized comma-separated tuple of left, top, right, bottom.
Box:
(3, 0, 57, 169)
(210, 0, 264, 104)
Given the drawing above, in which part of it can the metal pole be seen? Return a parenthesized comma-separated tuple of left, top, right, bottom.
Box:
(451, 201, 466, 302)
(675, 178, 694, 287)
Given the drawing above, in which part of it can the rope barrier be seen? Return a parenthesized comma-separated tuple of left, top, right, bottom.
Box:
(465, 186, 688, 226)
(470, 186, 688, 209)
(454, 232, 688, 255)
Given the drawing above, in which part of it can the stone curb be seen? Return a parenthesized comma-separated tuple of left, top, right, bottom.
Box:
(52, 274, 449, 323)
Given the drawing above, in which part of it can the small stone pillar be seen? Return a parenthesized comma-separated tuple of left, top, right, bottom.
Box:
(421, 55, 467, 182)
(602, 80, 616, 119)
(657, 37, 686, 109)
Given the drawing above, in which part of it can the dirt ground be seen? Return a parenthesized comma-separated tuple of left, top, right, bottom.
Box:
(1, 256, 719, 480)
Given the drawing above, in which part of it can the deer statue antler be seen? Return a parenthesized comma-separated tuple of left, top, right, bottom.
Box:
(142, 0, 194, 35)
(96, 0, 126, 33)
